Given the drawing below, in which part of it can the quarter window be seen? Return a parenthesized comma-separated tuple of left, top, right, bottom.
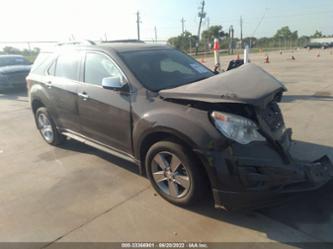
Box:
(84, 53, 122, 85)
(55, 52, 81, 81)
(31, 52, 52, 75)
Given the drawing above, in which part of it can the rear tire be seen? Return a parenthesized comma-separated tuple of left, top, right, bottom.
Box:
(145, 140, 207, 206)
(35, 107, 65, 146)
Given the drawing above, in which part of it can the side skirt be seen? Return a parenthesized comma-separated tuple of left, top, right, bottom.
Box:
(61, 130, 141, 167)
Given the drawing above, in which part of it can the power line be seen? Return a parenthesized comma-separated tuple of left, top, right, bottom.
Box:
(212, 10, 333, 26)
(252, 8, 268, 36)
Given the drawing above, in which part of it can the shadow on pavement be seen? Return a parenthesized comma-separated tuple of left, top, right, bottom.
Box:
(58, 139, 140, 175)
(58, 138, 333, 244)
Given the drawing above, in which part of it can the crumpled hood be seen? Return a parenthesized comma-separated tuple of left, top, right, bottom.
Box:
(159, 63, 287, 107)
(0, 65, 31, 74)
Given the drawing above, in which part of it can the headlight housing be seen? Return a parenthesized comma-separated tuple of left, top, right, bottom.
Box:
(211, 111, 265, 144)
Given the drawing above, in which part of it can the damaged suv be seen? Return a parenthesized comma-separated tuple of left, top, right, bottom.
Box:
(27, 41, 333, 210)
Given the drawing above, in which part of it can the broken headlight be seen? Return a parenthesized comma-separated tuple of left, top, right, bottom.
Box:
(211, 111, 265, 144)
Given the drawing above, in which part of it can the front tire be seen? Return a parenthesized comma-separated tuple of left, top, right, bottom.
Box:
(35, 107, 65, 146)
(145, 141, 207, 206)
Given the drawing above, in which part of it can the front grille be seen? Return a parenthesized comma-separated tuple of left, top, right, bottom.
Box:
(262, 101, 284, 131)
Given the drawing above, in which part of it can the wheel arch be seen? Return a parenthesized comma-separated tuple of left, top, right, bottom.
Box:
(31, 98, 45, 114)
(136, 128, 210, 185)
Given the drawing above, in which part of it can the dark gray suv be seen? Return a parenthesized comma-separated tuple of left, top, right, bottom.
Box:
(27, 41, 333, 210)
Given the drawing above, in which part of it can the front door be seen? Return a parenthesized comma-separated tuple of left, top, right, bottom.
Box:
(78, 52, 132, 154)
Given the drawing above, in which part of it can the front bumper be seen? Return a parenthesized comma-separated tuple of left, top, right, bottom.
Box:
(202, 134, 333, 210)
(213, 155, 333, 210)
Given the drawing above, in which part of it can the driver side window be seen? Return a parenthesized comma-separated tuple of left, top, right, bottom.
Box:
(84, 53, 122, 85)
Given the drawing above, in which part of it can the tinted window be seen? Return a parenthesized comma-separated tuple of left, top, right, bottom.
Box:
(31, 53, 50, 74)
(55, 52, 81, 81)
(31, 52, 53, 75)
(119, 49, 214, 91)
(84, 53, 122, 85)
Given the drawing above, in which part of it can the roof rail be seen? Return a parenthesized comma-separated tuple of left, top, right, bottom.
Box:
(100, 39, 145, 44)
(57, 40, 96, 46)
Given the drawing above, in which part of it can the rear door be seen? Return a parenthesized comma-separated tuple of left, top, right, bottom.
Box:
(47, 50, 82, 132)
(77, 51, 132, 154)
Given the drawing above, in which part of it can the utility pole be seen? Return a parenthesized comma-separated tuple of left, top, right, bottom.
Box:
(181, 17, 185, 34)
(154, 26, 157, 43)
(229, 25, 234, 54)
(196, 0, 206, 55)
(240, 16, 243, 48)
(136, 11, 141, 41)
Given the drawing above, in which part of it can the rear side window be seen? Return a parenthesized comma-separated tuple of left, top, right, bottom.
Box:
(55, 51, 81, 81)
(84, 53, 122, 85)
(31, 52, 53, 75)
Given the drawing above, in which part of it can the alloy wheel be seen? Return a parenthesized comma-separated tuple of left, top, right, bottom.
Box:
(37, 113, 54, 143)
(151, 151, 191, 198)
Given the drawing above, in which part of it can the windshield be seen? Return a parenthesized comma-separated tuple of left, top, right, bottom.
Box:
(0, 56, 31, 67)
(119, 49, 214, 91)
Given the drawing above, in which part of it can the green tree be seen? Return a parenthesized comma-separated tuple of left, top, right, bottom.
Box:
(3, 46, 21, 54)
(168, 31, 197, 52)
(274, 26, 298, 40)
(201, 25, 223, 41)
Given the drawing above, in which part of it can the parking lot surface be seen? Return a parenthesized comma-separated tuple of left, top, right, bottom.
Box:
(0, 49, 332, 246)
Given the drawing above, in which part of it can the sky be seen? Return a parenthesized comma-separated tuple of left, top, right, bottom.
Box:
(0, 0, 332, 46)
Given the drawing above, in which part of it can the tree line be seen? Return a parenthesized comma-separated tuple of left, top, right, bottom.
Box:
(0, 46, 40, 56)
(168, 26, 330, 53)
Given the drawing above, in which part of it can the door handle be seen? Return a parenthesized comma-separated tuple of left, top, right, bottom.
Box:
(78, 92, 89, 100)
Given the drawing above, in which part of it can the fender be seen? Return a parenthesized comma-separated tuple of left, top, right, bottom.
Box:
(131, 97, 228, 177)
(29, 80, 61, 127)
(133, 103, 224, 154)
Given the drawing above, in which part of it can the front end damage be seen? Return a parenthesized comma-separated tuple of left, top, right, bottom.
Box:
(211, 100, 333, 210)
(212, 146, 333, 210)
(160, 63, 333, 210)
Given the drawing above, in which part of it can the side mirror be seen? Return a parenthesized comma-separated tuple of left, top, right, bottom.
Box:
(102, 76, 128, 91)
